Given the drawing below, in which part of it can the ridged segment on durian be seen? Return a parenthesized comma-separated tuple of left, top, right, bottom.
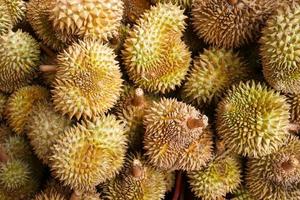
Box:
(151, 0, 193, 8)
(188, 155, 241, 200)
(192, 0, 278, 48)
(260, 3, 300, 94)
(50, 115, 127, 191)
(102, 153, 167, 200)
(5, 85, 49, 134)
(122, 3, 191, 94)
(182, 48, 250, 107)
(217, 81, 290, 158)
(0, 30, 40, 93)
(144, 98, 213, 171)
(49, 0, 124, 41)
(27, 101, 72, 165)
(123, 0, 150, 23)
(52, 39, 123, 120)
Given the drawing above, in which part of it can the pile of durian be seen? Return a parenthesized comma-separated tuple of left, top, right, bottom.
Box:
(1, 0, 300, 199)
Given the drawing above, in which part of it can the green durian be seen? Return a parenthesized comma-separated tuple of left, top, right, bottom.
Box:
(2, 135, 33, 160)
(181, 48, 250, 107)
(188, 154, 241, 200)
(164, 171, 175, 192)
(123, 0, 150, 23)
(0, 30, 40, 93)
(231, 186, 254, 200)
(27, 100, 72, 165)
(151, 0, 193, 8)
(122, 3, 191, 94)
(1, 0, 26, 25)
(143, 98, 213, 171)
(102, 153, 167, 200)
(0, 3, 13, 34)
(260, 3, 300, 94)
(50, 115, 127, 191)
(52, 39, 123, 120)
(217, 81, 290, 157)
(5, 85, 49, 134)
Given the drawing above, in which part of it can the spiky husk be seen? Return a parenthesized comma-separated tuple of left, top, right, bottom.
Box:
(188, 155, 241, 200)
(0, 93, 7, 119)
(287, 93, 300, 128)
(52, 40, 123, 120)
(27, 101, 71, 165)
(0, 188, 12, 200)
(0, 125, 12, 144)
(181, 48, 250, 107)
(231, 186, 254, 200)
(122, 3, 191, 94)
(5, 85, 49, 134)
(102, 153, 167, 200)
(34, 189, 66, 200)
(151, 0, 193, 8)
(49, 0, 124, 41)
(123, 0, 150, 23)
(0, 30, 40, 93)
(50, 115, 127, 191)
(217, 81, 290, 158)
(144, 98, 213, 171)
(164, 171, 175, 192)
(261, 3, 300, 94)
(192, 0, 278, 48)
(2, 135, 33, 160)
(109, 24, 130, 54)
(1, 0, 26, 25)
(0, 4, 13, 35)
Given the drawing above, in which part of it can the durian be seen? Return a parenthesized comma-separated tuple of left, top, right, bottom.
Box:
(0, 30, 40, 93)
(50, 115, 127, 191)
(0, 3, 12, 34)
(27, 100, 71, 165)
(52, 39, 123, 120)
(3, 135, 33, 160)
(188, 154, 241, 200)
(287, 93, 300, 130)
(0, 125, 12, 144)
(217, 81, 290, 157)
(0, 93, 7, 119)
(260, 3, 300, 94)
(49, 0, 124, 41)
(151, 0, 193, 8)
(5, 85, 49, 134)
(34, 189, 66, 200)
(122, 3, 191, 94)
(192, 0, 278, 48)
(231, 186, 254, 200)
(181, 48, 250, 107)
(1, 0, 26, 24)
(164, 171, 176, 192)
(123, 0, 150, 23)
(143, 98, 213, 171)
(102, 153, 167, 200)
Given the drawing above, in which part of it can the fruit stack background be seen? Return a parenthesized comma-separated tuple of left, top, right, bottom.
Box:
(0, 0, 300, 199)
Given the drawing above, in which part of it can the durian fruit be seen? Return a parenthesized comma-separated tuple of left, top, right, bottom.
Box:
(102, 153, 167, 200)
(246, 137, 300, 200)
(34, 189, 66, 200)
(164, 171, 176, 192)
(0, 93, 7, 119)
(287, 93, 300, 130)
(5, 85, 49, 134)
(143, 98, 213, 171)
(192, 0, 278, 48)
(50, 115, 127, 192)
(0, 188, 12, 200)
(0, 0, 26, 26)
(109, 24, 130, 54)
(122, 3, 191, 94)
(188, 154, 241, 200)
(217, 81, 290, 158)
(181, 48, 250, 107)
(27, 100, 72, 165)
(0, 4, 13, 35)
(3, 135, 33, 160)
(49, 0, 124, 41)
(0, 125, 12, 144)
(123, 0, 150, 23)
(0, 30, 40, 93)
(52, 39, 123, 120)
(151, 0, 193, 9)
(231, 186, 254, 200)
(260, 3, 300, 94)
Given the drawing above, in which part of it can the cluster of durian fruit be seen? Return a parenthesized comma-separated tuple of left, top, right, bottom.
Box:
(1, 0, 300, 199)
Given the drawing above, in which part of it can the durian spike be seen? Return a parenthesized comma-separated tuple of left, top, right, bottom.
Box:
(172, 171, 183, 200)
(70, 190, 82, 200)
(281, 156, 299, 172)
(39, 65, 58, 73)
(187, 115, 208, 129)
(287, 123, 300, 133)
(0, 145, 9, 163)
(227, 0, 239, 5)
(131, 88, 145, 107)
(39, 43, 56, 58)
(132, 159, 144, 178)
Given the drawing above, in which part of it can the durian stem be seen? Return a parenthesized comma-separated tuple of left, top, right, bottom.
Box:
(39, 43, 56, 58)
(132, 159, 144, 178)
(281, 157, 299, 172)
(131, 88, 145, 107)
(70, 190, 82, 200)
(227, 0, 239, 5)
(39, 65, 58, 73)
(0, 145, 8, 163)
(288, 123, 300, 133)
(172, 171, 183, 200)
(187, 115, 208, 129)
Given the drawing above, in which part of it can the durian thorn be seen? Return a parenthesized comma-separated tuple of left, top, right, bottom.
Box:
(70, 190, 82, 200)
(39, 43, 56, 58)
(187, 115, 208, 129)
(172, 171, 183, 200)
(227, 0, 239, 5)
(39, 65, 58, 73)
(131, 88, 145, 107)
(281, 156, 299, 172)
(0, 145, 9, 163)
(132, 159, 144, 178)
(287, 123, 300, 133)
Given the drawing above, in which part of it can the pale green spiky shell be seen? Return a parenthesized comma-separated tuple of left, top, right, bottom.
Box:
(261, 3, 300, 94)
(231, 186, 254, 200)
(49, 0, 124, 41)
(0, 93, 7, 119)
(122, 3, 191, 94)
(1, 0, 26, 25)
(188, 155, 241, 200)
(0, 30, 40, 93)
(50, 115, 127, 191)
(102, 153, 167, 200)
(26, 0, 69, 50)
(182, 48, 250, 107)
(5, 85, 49, 134)
(123, 0, 150, 23)
(287, 93, 300, 127)
(151, 0, 193, 8)
(0, 3, 13, 35)
(164, 171, 175, 192)
(192, 0, 278, 48)
(27, 101, 72, 165)
(217, 81, 290, 158)
(144, 98, 213, 171)
(52, 40, 123, 120)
